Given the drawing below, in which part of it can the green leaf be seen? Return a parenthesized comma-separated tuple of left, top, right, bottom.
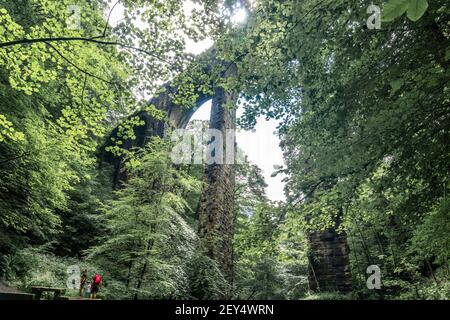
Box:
(382, 0, 409, 22)
(445, 48, 450, 61)
(390, 79, 403, 92)
(406, 0, 428, 22)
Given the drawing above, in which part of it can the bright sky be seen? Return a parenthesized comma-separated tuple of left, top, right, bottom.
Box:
(190, 102, 286, 202)
(108, 1, 286, 202)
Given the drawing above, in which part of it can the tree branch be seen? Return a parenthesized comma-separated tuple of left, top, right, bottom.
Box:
(81, 73, 88, 104)
(0, 37, 169, 63)
(44, 41, 113, 84)
(0, 152, 29, 165)
(102, 0, 121, 38)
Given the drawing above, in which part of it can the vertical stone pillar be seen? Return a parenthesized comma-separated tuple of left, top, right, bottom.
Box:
(197, 68, 237, 292)
(308, 228, 352, 293)
(104, 57, 239, 296)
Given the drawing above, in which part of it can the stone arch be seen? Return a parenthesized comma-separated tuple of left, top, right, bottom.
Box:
(102, 61, 238, 294)
(102, 59, 352, 296)
(103, 83, 213, 187)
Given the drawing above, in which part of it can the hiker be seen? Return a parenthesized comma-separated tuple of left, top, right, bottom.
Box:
(79, 269, 88, 297)
(85, 282, 91, 298)
(90, 272, 102, 299)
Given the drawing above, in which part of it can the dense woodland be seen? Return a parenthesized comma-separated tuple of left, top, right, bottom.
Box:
(0, 0, 449, 300)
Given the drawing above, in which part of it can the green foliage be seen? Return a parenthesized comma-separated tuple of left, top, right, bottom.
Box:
(383, 0, 429, 22)
(2, 247, 69, 290)
(53, 168, 113, 257)
(186, 248, 229, 300)
(0, 0, 448, 301)
(411, 195, 450, 266)
(303, 291, 353, 300)
(236, 140, 315, 292)
(219, 0, 449, 300)
(1, 247, 105, 298)
(234, 164, 309, 300)
(0, 114, 24, 142)
(87, 138, 200, 299)
(0, 80, 82, 253)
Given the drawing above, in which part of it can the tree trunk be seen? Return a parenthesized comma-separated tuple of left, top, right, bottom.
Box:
(134, 238, 154, 300)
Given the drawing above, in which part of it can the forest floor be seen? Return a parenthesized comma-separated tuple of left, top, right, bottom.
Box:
(0, 280, 24, 294)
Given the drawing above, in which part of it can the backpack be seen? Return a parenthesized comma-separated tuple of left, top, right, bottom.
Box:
(94, 274, 102, 285)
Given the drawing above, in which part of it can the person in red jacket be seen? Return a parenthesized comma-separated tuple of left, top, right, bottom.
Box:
(90, 272, 102, 299)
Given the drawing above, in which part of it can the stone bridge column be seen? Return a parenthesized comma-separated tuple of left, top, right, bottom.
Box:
(104, 59, 239, 294)
(308, 228, 352, 293)
(197, 67, 237, 292)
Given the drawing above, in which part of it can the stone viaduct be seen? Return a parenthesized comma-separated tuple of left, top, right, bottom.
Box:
(103, 54, 352, 295)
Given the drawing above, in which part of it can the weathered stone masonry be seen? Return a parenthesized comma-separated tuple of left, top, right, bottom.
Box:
(197, 84, 237, 286)
(103, 58, 352, 295)
(103, 61, 239, 291)
(308, 228, 352, 293)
